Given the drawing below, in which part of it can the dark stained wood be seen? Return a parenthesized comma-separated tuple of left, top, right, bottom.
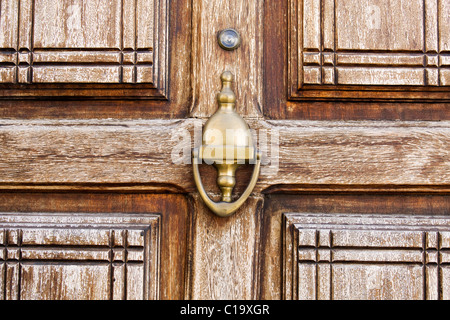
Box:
(0, 0, 192, 119)
(0, 0, 449, 301)
(0, 119, 448, 194)
(259, 193, 450, 300)
(263, 0, 450, 120)
(0, 192, 190, 300)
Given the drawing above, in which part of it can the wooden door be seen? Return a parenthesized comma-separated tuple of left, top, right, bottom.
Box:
(0, 0, 449, 300)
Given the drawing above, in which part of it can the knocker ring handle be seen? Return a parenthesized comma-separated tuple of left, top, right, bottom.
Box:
(192, 148, 261, 217)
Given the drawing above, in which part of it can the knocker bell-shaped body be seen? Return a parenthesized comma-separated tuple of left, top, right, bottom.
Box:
(192, 71, 261, 217)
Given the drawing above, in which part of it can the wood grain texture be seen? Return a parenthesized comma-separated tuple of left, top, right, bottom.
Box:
(283, 213, 450, 300)
(0, 193, 189, 300)
(0, 119, 448, 193)
(1, 0, 164, 85)
(188, 194, 263, 299)
(293, 0, 450, 88)
(0, 212, 160, 300)
(0, 0, 191, 115)
(0, 0, 191, 117)
(260, 194, 450, 300)
(264, 0, 450, 120)
(1, 0, 449, 302)
(190, 0, 263, 118)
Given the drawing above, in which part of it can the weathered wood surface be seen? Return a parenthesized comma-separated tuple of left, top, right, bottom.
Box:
(188, 195, 263, 300)
(261, 194, 450, 300)
(0, 0, 449, 302)
(0, 0, 192, 111)
(264, 0, 450, 120)
(0, 212, 160, 300)
(283, 213, 450, 300)
(0, 0, 164, 85)
(291, 0, 450, 89)
(0, 119, 448, 193)
(190, 0, 263, 118)
(0, 193, 189, 300)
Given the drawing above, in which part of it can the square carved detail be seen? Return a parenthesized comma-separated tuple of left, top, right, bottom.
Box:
(0, 0, 168, 99)
(283, 213, 450, 300)
(0, 213, 160, 300)
(289, 0, 450, 102)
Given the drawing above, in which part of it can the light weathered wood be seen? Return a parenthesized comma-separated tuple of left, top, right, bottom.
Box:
(440, 0, 450, 52)
(260, 194, 450, 300)
(3, 0, 159, 84)
(33, 0, 122, 49)
(0, 0, 170, 96)
(264, 119, 450, 187)
(188, 194, 263, 299)
(283, 213, 450, 300)
(0, 212, 160, 300)
(190, 0, 263, 118)
(297, 0, 450, 87)
(0, 193, 189, 300)
(0, 119, 448, 193)
(336, 0, 424, 51)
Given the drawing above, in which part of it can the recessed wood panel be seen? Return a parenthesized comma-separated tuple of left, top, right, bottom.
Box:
(283, 213, 450, 300)
(294, 0, 450, 89)
(0, 212, 159, 300)
(260, 194, 450, 300)
(33, 0, 122, 49)
(0, 0, 168, 98)
(0, 0, 157, 84)
(0, 193, 189, 300)
(264, 0, 450, 119)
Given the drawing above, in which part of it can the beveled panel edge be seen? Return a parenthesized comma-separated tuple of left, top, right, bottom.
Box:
(282, 212, 450, 300)
(0, 0, 170, 100)
(287, 0, 450, 102)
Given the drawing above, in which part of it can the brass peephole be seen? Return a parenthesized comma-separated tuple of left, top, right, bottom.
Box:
(192, 71, 261, 217)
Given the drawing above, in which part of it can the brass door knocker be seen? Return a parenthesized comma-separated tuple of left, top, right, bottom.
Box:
(192, 71, 261, 217)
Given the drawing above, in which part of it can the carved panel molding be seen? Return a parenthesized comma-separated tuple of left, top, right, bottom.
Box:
(0, 0, 168, 98)
(283, 213, 450, 300)
(289, 0, 450, 102)
(0, 213, 160, 300)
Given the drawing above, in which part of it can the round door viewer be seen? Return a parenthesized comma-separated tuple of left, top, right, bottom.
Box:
(217, 28, 241, 51)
